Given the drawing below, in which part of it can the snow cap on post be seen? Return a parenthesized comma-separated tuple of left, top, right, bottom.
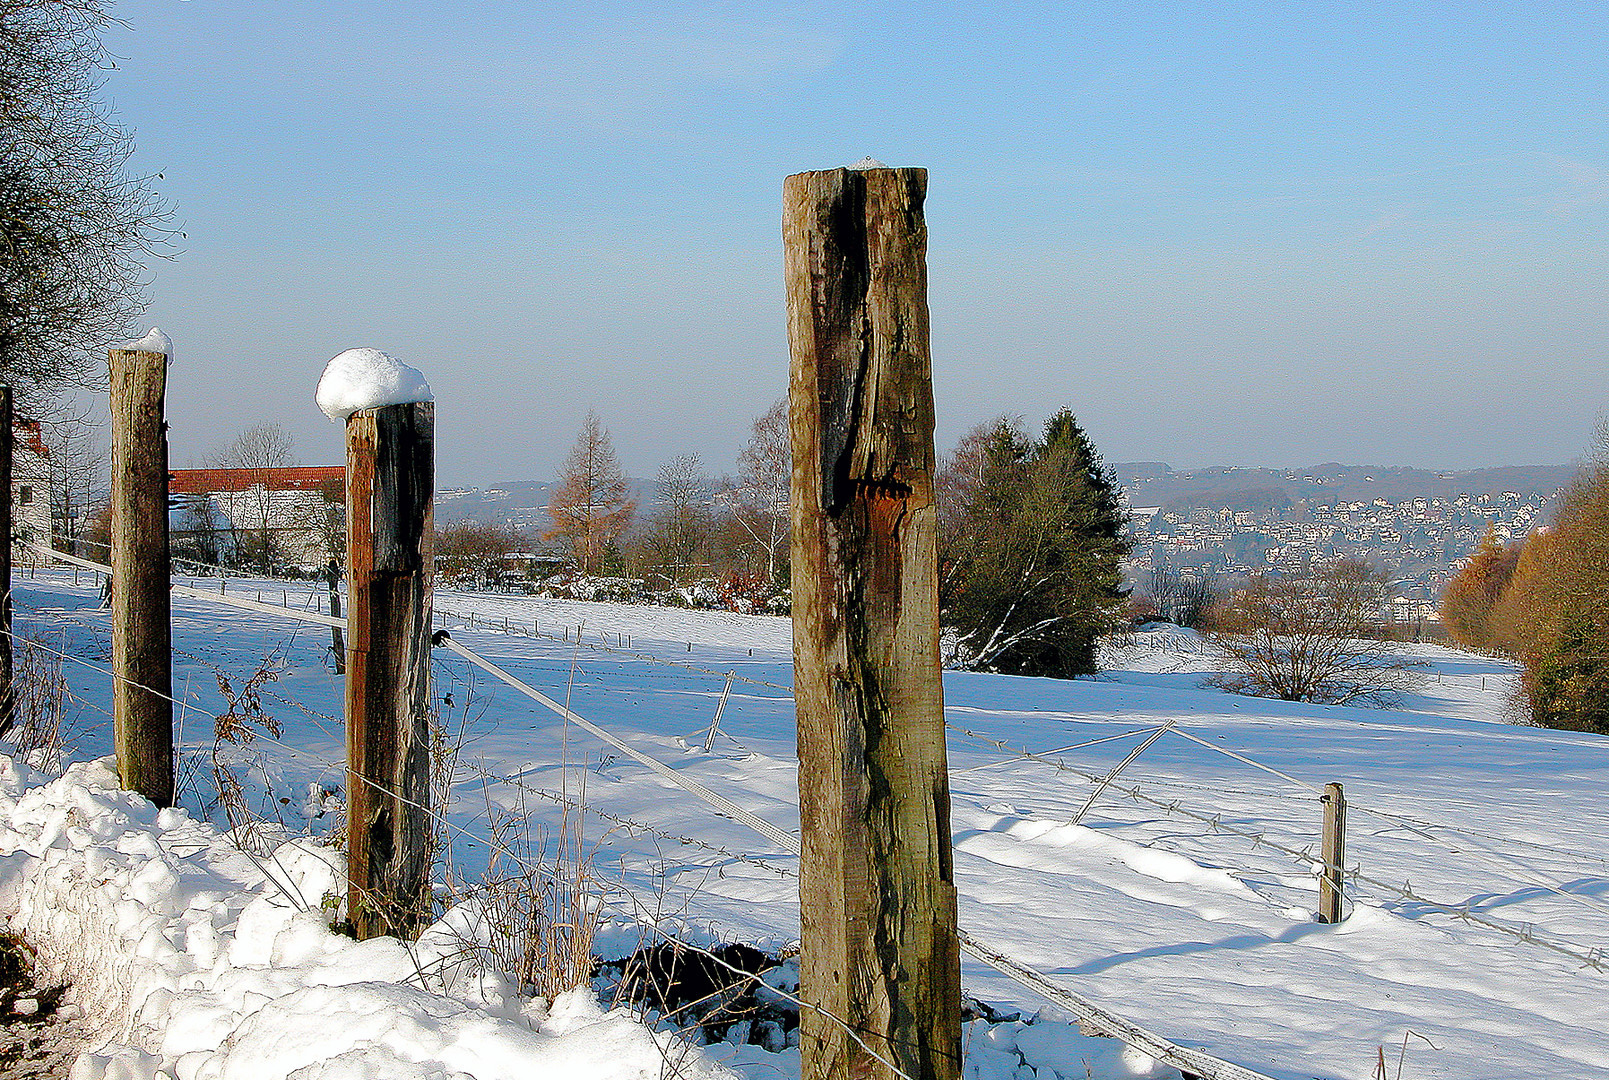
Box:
(316, 348, 433, 422)
(119, 327, 174, 363)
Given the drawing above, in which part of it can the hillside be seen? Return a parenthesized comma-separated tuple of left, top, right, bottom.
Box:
(3, 570, 1606, 1079)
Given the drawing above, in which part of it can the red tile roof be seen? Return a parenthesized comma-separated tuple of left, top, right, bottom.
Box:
(170, 466, 344, 494)
(14, 419, 47, 458)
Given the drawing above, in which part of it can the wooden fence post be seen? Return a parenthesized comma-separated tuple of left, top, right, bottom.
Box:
(344, 402, 434, 940)
(1319, 782, 1347, 924)
(0, 386, 12, 737)
(785, 164, 961, 1080)
(702, 671, 735, 752)
(326, 558, 346, 675)
(109, 346, 173, 806)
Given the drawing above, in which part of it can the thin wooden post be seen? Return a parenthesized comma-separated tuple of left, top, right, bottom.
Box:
(702, 671, 736, 752)
(785, 164, 960, 1080)
(0, 387, 12, 737)
(326, 558, 346, 675)
(1319, 782, 1347, 924)
(109, 347, 173, 806)
(344, 402, 434, 940)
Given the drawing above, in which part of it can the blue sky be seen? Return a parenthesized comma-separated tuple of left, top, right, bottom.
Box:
(104, 2, 1609, 485)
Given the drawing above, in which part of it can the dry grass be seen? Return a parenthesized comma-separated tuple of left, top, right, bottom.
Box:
(440, 793, 603, 1001)
(6, 632, 81, 771)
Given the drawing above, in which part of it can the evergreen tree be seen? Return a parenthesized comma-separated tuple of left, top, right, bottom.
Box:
(941, 409, 1130, 677)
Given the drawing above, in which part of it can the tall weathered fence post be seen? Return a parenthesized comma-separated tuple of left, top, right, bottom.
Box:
(109, 346, 173, 806)
(0, 386, 12, 737)
(1319, 781, 1347, 924)
(785, 164, 961, 1080)
(344, 402, 434, 939)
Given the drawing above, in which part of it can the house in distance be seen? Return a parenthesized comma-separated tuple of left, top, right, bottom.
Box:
(169, 466, 345, 574)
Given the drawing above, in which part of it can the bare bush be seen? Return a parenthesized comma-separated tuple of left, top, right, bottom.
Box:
(6, 632, 80, 769)
(1204, 560, 1420, 705)
(1147, 563, 1218, 629)
(442, 796, 602, 1002)
(208, 663, 286, 833)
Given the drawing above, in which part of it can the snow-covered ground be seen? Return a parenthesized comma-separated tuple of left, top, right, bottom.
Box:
(4, 568, 1607, 1080)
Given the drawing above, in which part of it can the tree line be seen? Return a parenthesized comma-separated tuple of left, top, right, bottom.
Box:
(435, 405, 1135, 677)
(440, 402, 792, 612)
(1440, 427, 1609, 734)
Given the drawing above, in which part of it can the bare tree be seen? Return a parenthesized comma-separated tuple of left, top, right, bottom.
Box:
(1, 0, 171, 411)
(1148, 562, 1218, 629)
(544, 412, 635, 576)
(1205, 559, 1419, 705)
(291, 474, 346, 569)
(214, 422, 297, 572)
(436, 520, 527, 588)
(725, 398, 789, 585)
(641, 453, 712, 587)
(935, 415, 1014, 599)
(35, 405, 106, 555)
(174, 498, 225, 568)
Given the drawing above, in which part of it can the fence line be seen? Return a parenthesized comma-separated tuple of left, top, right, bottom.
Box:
(946, 726, 1609, 972)
(433, 605, 795, 692)
(25, 555, 1609, 965)
(451, 758, 797, 878)
(433, 631, 1277, 1080)
(434, 633, 802, 855)
(14, 551, 1606, 1060)
(962, 714, 1609, 925)
(29, 551, 1609, 950)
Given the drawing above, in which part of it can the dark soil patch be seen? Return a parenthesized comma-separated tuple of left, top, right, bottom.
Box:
(0, 933, 84, 1078)
(597, 941, 798, 1049)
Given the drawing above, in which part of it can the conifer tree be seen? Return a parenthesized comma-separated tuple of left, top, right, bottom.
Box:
(545, 412, 635, 575)
(941, 409, 1130, 677)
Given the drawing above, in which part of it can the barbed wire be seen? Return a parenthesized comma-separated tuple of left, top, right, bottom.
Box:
(451, 758, 796, 879)
(14, 549, 1608, 998)
(947, 728, 1607, 972)
(433, 605, 794, 692)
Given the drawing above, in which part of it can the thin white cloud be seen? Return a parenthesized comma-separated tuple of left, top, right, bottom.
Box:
(1541, 156, 1609, 218)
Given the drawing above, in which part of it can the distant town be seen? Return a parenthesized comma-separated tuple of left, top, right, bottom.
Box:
(1114, 461, 1576, 620)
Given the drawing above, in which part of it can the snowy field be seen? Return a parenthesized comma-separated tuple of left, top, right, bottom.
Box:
(3, 567, 1607, 1080)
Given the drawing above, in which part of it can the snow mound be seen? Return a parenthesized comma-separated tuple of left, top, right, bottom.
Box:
(119, 328, 174, 362)
(316, 348, 433, 422)
(848, 156, 886, 170)
(0, 756, 734, 1080)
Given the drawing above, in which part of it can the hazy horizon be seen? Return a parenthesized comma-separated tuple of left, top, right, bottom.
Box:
(97, 2, 1608, 488)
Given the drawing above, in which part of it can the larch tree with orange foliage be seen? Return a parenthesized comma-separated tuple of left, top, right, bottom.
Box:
(545, 412, 635, 576)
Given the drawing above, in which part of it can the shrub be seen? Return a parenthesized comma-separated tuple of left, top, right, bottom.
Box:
(1492, 428, 1609, 734)
(1204, 560, 1419, 705)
